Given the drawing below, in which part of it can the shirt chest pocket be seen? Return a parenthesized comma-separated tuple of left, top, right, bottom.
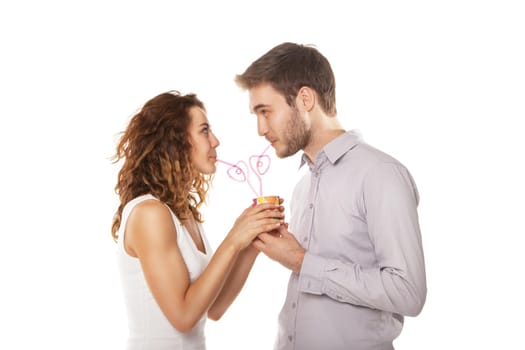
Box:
(309, 195, 374, 264)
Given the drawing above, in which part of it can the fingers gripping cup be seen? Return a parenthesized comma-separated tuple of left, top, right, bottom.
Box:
(253, 195, 282, 222)
(253, 196, 284, 237)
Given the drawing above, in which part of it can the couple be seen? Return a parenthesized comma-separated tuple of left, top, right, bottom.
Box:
(111, 42, 427, 350)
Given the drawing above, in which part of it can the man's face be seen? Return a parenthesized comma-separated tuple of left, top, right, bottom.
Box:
(248, 83, 310, 158)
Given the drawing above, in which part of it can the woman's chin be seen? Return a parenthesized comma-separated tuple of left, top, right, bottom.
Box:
(200, 164, 216, 175)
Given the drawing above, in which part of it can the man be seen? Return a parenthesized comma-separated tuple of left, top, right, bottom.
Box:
(235, 42, 427, 350)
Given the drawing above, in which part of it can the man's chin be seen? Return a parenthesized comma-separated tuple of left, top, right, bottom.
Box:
(275, 147, 296, 159)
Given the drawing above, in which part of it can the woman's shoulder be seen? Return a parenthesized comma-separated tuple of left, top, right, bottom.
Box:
(126, 197, 178, 244)
(130, 197, 172, 224)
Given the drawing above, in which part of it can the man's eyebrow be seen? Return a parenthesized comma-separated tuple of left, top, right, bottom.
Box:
(199, 122, 209, 127)
(252, 104, 269, 113)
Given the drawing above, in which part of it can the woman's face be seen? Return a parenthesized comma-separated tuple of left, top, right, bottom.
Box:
(187, 106, 220, 175)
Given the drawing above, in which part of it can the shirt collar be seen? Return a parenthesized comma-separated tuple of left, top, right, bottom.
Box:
(299, 129, 363, 170)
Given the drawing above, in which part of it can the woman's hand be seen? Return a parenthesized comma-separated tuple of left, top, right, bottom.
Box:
(226, 202, 284, 251)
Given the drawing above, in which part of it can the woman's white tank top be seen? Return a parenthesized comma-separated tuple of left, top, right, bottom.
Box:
(116, 194, 213, 349)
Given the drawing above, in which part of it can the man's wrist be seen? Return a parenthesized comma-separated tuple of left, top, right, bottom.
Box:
(292, 249, 306, 274)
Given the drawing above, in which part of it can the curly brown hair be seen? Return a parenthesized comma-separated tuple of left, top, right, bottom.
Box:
(111, 91, 212, 241)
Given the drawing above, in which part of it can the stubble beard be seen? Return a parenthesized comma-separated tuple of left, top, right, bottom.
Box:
(277, 108, 310, 158)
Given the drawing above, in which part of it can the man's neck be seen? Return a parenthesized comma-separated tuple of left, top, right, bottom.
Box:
(303, 126, 345, 165)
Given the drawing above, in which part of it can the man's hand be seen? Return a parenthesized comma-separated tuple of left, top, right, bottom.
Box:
(252, 225, 305, 274)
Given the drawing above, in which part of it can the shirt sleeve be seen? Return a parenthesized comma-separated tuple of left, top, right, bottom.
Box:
(298, 162, 427, 317)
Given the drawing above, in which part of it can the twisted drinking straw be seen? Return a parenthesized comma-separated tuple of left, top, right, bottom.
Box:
(216, 144, 272, 197)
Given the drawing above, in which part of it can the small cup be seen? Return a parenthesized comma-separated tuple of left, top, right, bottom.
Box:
(253, 195, 283, 232)
(253, 195, 282, 220)
(252, 195, 281, 206)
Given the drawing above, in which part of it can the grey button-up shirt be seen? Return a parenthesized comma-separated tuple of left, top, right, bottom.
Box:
(275, 130, 426, 350)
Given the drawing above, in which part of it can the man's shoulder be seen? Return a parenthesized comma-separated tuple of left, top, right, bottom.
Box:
(345, 141, 404, 169)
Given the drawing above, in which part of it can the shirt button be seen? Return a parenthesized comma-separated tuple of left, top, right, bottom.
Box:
(292, 302, 296, 309)
(309, 203, 313, 209)
(303, 237, 308, 242)
(288, 335, 293, 342)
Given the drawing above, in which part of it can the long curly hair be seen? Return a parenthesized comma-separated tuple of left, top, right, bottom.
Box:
(111, 91, 212, 241)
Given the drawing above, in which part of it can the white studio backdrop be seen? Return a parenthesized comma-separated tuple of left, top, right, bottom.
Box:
(1, 1, 524, 349)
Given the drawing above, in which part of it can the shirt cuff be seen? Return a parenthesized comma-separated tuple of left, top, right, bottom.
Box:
(298, 252, 327, 295)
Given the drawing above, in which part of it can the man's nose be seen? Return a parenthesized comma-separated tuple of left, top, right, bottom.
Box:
(257, 116, 268, 137)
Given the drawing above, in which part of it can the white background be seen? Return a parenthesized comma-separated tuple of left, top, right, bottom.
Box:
(1, 1, 524, 349)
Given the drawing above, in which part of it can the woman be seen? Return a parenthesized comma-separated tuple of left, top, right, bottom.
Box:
(111, 91, 283, 349)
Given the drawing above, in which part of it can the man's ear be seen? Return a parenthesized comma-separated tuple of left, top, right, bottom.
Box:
(297, 86, 316, 112)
